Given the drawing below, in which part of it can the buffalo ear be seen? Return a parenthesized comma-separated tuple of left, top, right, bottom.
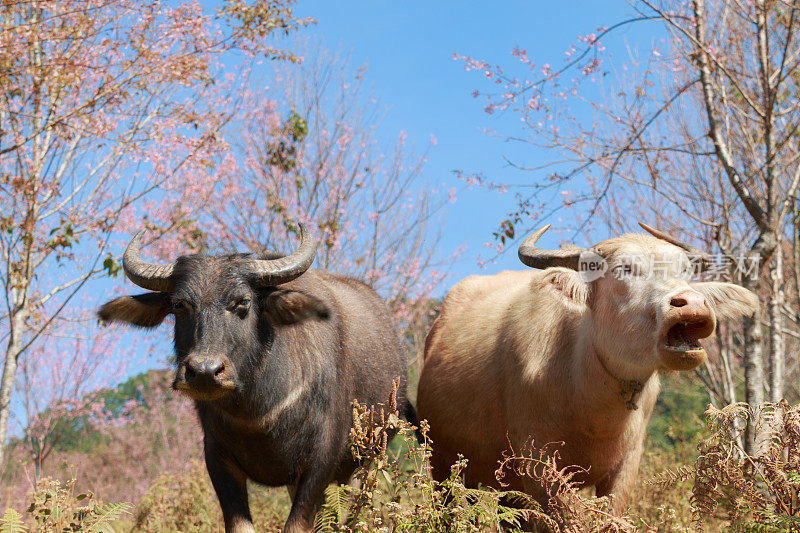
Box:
(692, 282, 760, 319)
(98, 293, 171, 328)
(536, 267, 590, 308)
(262, 289, 330, 325)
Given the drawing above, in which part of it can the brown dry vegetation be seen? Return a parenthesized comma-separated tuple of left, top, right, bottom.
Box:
(2, 374, 800, 532)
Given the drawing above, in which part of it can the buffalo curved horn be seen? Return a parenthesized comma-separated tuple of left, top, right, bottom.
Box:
(247, 223, 317, 287)
(259, 250, 287, 260)
(123, 231, 176, 293)
(638, 222, 713, 271)
(518, 224, 586, 270)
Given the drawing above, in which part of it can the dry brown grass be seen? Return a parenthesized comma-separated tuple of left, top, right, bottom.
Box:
(6, 397, 800, 532)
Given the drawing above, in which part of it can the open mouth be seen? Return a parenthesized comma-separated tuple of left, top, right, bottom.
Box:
(663, 321, 707, 354)
(660, 320, 713, 367)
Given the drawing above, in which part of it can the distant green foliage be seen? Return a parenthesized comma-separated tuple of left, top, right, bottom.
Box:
(94, 372, 156, 417)
(37, 413, 105, 456)
(267, 111, 309, 173)
(647, 374, 709, 451)
(38, 371, 164, 456)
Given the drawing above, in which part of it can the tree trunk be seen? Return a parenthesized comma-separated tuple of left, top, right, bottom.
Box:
(0, 200, 35, 470)
(768, 245, 785, 402)
(717, 326, 738, 405)
(0, 288, 29, 470)
(742, 273, 765, 454)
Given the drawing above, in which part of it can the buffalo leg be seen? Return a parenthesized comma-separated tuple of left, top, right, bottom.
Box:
(205, 443, 254, 533)
(286, 476, 300, 501)
(284, 467, 331, 533)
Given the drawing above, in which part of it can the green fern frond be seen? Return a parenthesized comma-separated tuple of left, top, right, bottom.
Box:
(0, 508, 26, 533)
(313, 506, 340, 533)
(732, 512, 800, 532)
(314, 484, 356, 533)
(84, 501, 132, 532)
(500, 490, 558, 531)
(501, 490, 544, 511)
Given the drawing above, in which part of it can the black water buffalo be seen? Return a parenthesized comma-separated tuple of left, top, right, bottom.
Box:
(98, 225, 412, 533)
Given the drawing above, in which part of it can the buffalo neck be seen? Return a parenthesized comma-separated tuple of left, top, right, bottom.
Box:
(568, 320, 660, 437)
(195, 344, 310, 432)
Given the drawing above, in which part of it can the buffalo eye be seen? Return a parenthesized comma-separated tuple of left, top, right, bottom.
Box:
(171, 299, 194, 314)
(229, 298, 251, 316)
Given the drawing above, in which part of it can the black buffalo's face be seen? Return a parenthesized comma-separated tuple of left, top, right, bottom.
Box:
(98, 255, 330, 403)
(97, 224, 323, 401)
(168, 255, 258, 401)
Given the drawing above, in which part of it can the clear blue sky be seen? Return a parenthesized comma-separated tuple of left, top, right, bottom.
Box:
(289, 1, 659, 278)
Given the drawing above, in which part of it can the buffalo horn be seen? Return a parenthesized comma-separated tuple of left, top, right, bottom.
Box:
(638, 222, 712, 271)
(247, 223, 317, 287)
(122, 231, 176, 293)
(518, 224, 586, 270)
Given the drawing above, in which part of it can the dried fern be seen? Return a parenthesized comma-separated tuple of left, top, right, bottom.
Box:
(645, 464, 694, 490)
(314, 379, 550, 532)
(495, 440, 637, 532)
(651, 400, 800, 531)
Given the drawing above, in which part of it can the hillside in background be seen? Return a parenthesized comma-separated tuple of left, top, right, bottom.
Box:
(0, 369, 202, 510)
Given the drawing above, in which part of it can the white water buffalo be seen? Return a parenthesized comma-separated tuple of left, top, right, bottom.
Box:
(417, 223, 758, 510)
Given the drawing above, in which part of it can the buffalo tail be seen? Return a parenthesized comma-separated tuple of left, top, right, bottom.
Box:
(403, 401, 425, 445)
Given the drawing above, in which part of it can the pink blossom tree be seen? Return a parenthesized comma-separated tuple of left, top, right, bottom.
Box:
(204, 46, 455, 359)
(0, 369, 201, 509)
(0, 0, 311, 469)
(14, 313, 130, 478)
(2, 40, 456, 505)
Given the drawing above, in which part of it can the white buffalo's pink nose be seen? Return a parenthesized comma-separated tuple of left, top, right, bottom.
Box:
(667, 290, 714, 338)
(669, 290, 707, 311)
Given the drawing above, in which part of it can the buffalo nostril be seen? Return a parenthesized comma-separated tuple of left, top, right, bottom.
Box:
(670, 296, 688, 307)
(213, 362, 225, 378)
(185, 365, 197, 380)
